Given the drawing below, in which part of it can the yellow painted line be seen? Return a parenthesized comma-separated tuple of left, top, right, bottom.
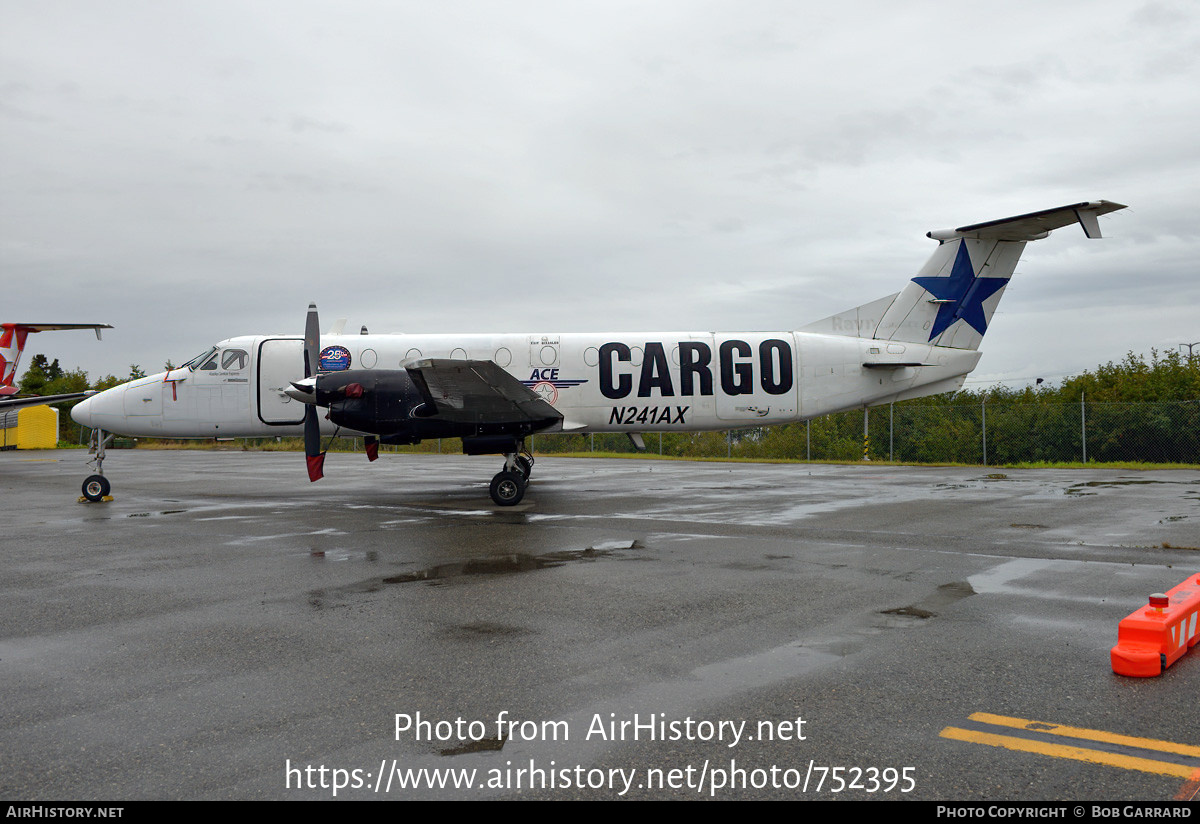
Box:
(940, 727, 1196, 779)
(969, 712, 1200, 758)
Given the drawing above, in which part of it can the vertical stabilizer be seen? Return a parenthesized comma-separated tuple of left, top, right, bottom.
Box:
(803, 200, 1126, 350)
(874, 237, 1024, 350)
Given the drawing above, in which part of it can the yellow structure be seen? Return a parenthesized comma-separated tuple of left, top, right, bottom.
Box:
(0, 404, 59, 449)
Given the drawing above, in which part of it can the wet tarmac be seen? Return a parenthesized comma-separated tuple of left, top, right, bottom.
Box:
(2, 449, 1198, 800)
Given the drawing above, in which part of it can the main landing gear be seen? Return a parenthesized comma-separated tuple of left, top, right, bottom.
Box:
(488, 448, 534, 506)
(81, 428, 114, 502)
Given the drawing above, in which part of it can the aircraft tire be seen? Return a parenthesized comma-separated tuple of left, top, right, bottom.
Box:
(82, 474, 110, 502)
(489, 471, 525, 506)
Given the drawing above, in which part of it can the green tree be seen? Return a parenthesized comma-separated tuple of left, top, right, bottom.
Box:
(17, 354, 63, 394)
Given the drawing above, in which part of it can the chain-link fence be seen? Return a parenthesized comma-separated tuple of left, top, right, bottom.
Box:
(524, 400, 1200, 465)
(90, 400, 1199, 466)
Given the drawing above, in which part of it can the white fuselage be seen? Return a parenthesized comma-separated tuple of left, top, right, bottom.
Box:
(72, 329, 981, 439)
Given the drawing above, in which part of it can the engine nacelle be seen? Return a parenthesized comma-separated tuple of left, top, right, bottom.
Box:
(315, 370, 431, 434)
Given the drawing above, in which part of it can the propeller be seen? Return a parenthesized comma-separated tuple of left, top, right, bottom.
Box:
(303, 302, 324, 482)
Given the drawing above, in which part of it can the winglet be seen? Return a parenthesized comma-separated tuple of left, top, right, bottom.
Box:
(1073, 206, 1104, 239)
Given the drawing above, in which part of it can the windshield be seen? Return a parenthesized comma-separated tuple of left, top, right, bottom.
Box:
(180, 347, 217, 371)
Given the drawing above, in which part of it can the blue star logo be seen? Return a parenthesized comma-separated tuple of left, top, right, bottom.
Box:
(912, 241, 1009, 341)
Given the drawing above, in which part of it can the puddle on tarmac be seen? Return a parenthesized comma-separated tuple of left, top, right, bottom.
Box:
(308, 549, 379, 563)
(1066, 478, 1200, 497)
(438, 736, 506, 757)
(383, 540, 644, 585)
(307, 540, 645, 609)
(126, 510, 187, 518)
(878, 581, 975, 623)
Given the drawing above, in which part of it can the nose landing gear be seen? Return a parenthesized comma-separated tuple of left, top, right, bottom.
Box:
(80, 428, 114, 502)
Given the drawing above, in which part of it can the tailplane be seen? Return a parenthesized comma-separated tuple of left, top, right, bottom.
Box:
(803, 200, 1126, 349)
(0, 323, 112, 396)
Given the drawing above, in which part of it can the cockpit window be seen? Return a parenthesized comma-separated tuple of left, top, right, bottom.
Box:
(221, 349, 248, 370)
(181, 347, 218, 371)
(199, 353, 220, 370)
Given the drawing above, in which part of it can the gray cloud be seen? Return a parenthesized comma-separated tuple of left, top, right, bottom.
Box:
(1, 0, 1197, 387)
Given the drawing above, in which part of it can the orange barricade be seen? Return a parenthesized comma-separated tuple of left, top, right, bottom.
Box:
(1111, 574, 1200, 677)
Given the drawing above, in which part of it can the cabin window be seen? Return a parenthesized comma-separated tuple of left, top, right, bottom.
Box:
(221, 349, 248, 370)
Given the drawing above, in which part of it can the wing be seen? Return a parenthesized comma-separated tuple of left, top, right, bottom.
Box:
(404, 359, 562, 428)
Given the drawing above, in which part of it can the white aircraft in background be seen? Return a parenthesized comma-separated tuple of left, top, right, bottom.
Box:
(72, 201, 1125, 505)
(0, 323, 111, 411)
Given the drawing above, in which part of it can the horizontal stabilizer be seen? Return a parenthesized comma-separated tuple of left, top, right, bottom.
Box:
(1, 323, 112, 339)
(862, 362, 935, 369)
(927, 200, 1125, 242)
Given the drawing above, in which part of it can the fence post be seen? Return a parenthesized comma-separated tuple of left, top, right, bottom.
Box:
(889, 403, 894, 462)
(726, 430, 731, 459)
(1081, 391, 1087, 463)
(982, 398, 987, 466)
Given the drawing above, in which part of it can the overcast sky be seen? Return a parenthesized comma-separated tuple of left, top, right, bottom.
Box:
(3, 0, 1197, 390)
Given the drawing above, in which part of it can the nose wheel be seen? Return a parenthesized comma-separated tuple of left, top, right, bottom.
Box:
(82, 474, 111, 502)
(79, 428, 114, 502)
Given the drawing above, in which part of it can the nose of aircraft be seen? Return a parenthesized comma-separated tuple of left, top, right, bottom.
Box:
(71, 384, 127, 429)
(71, 393, 95, 427)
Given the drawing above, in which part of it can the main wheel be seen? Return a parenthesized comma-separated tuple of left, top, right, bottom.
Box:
(82, 474, 110, 502)
(515, 455, 533, 480)
(489, 471, 525, 506)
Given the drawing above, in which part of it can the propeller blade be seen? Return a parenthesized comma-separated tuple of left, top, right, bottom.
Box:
(304, 406, 324, 482)
(365, 435, 378, 462)
(304, 302, 320, 379)
(303, 303, 324, 481)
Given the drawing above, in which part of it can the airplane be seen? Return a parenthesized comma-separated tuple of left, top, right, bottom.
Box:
(0, 323, 111, 412)
(70, 200, 1125, 505)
